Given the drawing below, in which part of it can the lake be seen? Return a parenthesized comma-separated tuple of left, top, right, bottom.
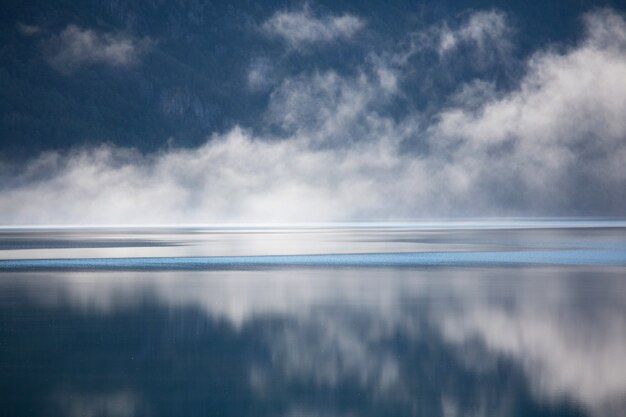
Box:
(1, 222, 625, 416)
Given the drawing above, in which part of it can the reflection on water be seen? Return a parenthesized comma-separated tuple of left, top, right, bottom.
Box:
(1, 223, 625, 416)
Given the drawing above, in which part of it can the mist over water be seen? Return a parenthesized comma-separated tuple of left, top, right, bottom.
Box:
(1, 222, 625, 416)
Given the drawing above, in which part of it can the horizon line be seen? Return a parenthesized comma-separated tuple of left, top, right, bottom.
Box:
(1, 217, 626, 230)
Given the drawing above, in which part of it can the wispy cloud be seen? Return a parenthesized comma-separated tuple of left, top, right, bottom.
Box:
(247, 57, 277, 91)
(16, 23, 42, 36)
(392, 9, 513, 73)
(0, 9, 625, 224)
(55, 389, 141, 417)
(43, 25, 151, 73)
(436, 10, 512, 58)
(262, 5, 365, 49)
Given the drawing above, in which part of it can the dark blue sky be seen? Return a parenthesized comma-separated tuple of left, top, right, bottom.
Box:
(1, 0, 625, 223)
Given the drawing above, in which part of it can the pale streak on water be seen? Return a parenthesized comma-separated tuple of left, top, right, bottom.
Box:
(0, 221, 625, 416)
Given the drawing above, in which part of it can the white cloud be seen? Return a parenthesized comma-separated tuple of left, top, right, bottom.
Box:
(262, 5, 364, 48)
(431, 9, 626, 212)
(44, 25, 151, 73)
(1, 9, 625, 224)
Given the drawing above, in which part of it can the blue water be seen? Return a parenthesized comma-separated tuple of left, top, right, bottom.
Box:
(1, 223, 625, 417)
(1, 248, 626, 270)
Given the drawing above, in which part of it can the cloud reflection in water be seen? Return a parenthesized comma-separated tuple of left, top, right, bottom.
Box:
(2, 266, 625, 416)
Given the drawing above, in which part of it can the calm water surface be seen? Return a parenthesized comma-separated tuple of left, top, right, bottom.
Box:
(1, 222, 625, 416)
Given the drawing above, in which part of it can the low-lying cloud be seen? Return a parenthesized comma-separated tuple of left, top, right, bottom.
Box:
(1, 9, 625, 224)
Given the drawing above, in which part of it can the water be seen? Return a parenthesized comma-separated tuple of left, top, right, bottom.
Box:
(1, 222, 625, 416)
